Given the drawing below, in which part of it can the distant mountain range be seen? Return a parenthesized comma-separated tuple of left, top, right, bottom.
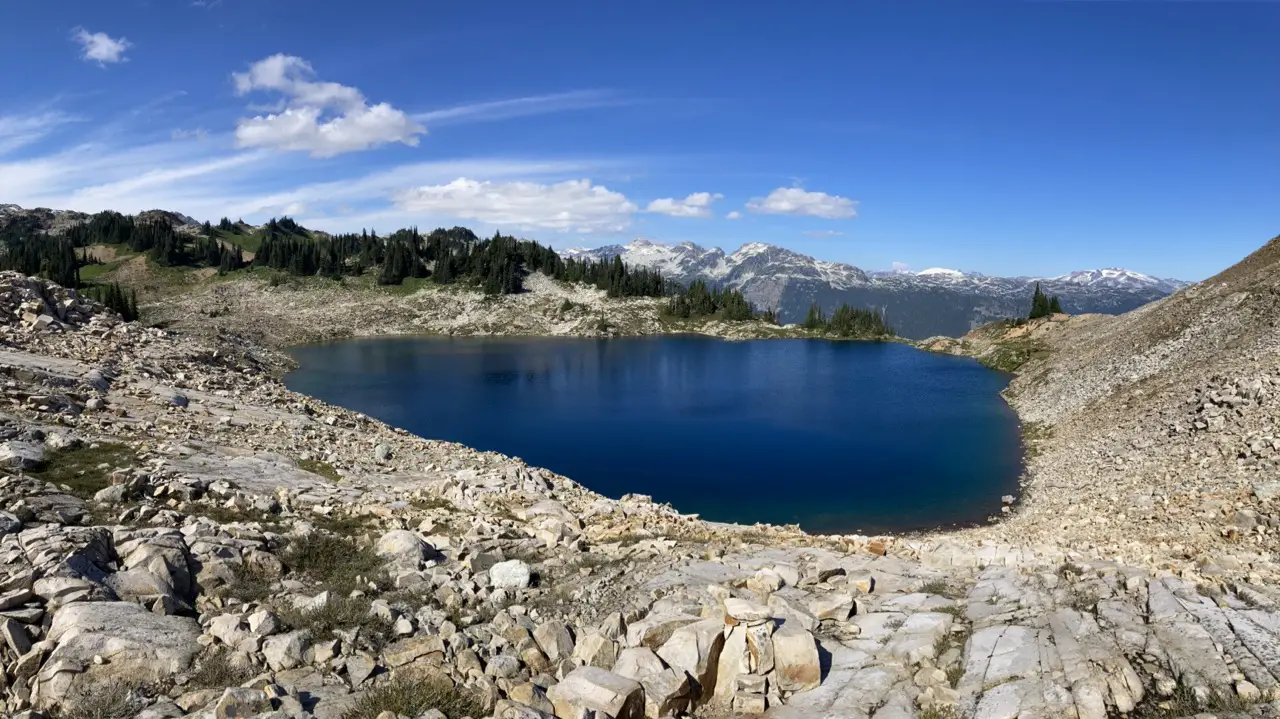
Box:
(563, 239, 1188, 339)
(1, 203, 1187, 340)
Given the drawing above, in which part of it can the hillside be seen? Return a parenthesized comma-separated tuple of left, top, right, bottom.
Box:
(565, 239, 1187, 339)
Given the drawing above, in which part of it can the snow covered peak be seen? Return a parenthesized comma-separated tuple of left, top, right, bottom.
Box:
(917, 267, 966, 278)
(1052, 268, 1160, 288)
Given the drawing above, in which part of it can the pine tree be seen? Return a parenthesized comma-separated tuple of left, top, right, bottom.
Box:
(803, 302, 826, 330)
(1028, 283, 1052, 320)
(1048, 296, 1063, 314)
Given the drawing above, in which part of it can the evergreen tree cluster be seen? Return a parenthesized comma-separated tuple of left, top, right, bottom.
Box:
(0, 233, 80, 288)
(85, 281, 139, 321)
(249, 222, 670, 299)
(802, 301, 895, 337)
(1028, 283, 1063, 320)
(664, 279, 761, 321)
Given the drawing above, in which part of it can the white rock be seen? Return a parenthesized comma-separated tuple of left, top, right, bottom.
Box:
(490, 559, 533, 590)
(546, 666, 644, 719)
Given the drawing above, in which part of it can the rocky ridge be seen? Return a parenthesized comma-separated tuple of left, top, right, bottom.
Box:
(0, 250, 1278, 719)
(563, 239, 1187, 339)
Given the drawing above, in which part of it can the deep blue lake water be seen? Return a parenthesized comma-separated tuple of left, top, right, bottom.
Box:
(284, 337, 1022, 533)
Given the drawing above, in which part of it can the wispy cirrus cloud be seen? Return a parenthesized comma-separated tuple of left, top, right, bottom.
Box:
(412, 90, 632, 128)
(0, 110, 81, 156)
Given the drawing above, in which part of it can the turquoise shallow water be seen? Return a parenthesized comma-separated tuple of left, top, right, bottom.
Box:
(285, 336, 1022, 533)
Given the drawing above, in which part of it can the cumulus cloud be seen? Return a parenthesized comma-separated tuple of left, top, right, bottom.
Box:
(646, 192, 722, 218)
(72, 28, 131, 65)
(892, 261, 910, 273)
(746, 187, 858, 219)
(803, 230, 844, 238)
(725, 211, 743, 220)
(394, 177, 637, 233)
(232, 54, 423, 157)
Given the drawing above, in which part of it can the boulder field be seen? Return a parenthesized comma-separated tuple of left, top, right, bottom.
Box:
(0, 264, 1279, 719)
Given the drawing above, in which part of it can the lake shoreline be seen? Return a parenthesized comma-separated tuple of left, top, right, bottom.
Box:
(285, 334, 1025, 536)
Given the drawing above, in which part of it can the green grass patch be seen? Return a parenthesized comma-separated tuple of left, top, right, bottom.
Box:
(341, 674, 486, 719)
(217, 229, 263, 254)
(283, 532, 388, 594)
(410, 496, 455, 512)
(310, 512, 374, 536)
(298, 458, 342, 482)
(277, 595, 393, 647)
(216, 561, 278, 604)
(186, 647, 255, 690)
(31, 442, 135, 499)
(53, 680, 146, 719)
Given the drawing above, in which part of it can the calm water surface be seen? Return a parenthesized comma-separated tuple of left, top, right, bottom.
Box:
(285, 337, 1022, 533)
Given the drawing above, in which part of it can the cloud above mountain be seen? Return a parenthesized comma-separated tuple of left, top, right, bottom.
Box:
(747, 187, 858, 219)
(646, 192, 722, 218)
(232, 54, 424, 157)
(394, 177, 637, 233)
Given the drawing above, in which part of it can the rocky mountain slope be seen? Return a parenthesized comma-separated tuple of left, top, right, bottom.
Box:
(0, 260, 1278, 719)
(564, 240, 1187, 339)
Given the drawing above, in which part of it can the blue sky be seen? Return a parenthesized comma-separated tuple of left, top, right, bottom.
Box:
(0, 1, 1276, 280)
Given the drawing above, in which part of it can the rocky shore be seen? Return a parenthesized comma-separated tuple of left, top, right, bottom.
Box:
(2, 239, 1280, 719)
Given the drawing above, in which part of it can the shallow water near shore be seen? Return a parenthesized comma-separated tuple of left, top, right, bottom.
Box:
(285, 336, 1022, 533)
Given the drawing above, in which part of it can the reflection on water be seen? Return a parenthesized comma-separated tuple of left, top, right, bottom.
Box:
(285, 336, 1022, 533)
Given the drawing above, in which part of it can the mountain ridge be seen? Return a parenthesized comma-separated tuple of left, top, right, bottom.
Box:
(563, 238, 1189, 338)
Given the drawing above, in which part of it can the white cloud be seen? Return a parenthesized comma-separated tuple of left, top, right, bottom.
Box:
(72, 28, 131, 65)
(232, 54, 423, 157)
(394, 178, 637, 233)
(646, 192, 722, 218)
(170, 128, 209, 141)
(725, 210, 743, 220)
(0, 111, 78, 156)
(747, 187, 858, 219)
(891, 261, 910, 272)
(803, 230, 844, 238)
(413, 90, 630, 127)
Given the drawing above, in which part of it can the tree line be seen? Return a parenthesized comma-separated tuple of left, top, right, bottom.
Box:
(802, 301, 896, 338)
(0, 209, 795, 325)
(664, 279, 775, 322)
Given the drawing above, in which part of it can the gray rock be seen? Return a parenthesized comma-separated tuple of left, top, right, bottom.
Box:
(36, 601, 201, 708)
(93, 484, 129, 505)
(373, 443, 393, 463)
(0, 511, 22, 535)
(657, 617, 725, 697)
(214, 686, 272, 719)
(547, 667, 644, 719)
(0, 441, 44, 471)
(490, 559, 532, 589)
(262, 630, 311, 671)
(533, 619, 575, 663)
(613, 646, 666, 681)
(772, 623, 821, 692)
(170, 394, 189, 408)
(375, 529, 433, 568)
